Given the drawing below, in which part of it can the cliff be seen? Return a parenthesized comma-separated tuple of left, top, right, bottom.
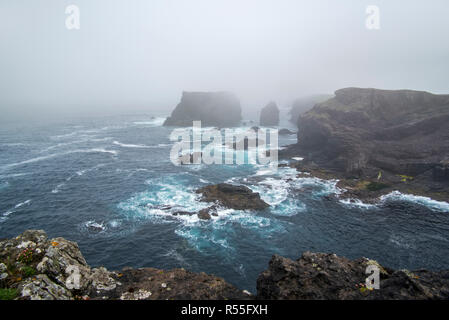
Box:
(281, 87, 449, 201)
(0, 230, 250, 300)
(163, 91, 242, 127)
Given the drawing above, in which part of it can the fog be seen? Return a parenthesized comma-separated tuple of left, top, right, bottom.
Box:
(1, 0, 448, 121)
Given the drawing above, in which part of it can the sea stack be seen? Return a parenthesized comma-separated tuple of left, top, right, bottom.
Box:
(163, 91, 242, 127)
(259, 102, 280, 126)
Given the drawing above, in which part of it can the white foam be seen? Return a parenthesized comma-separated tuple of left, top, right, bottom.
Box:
(2, 199, 31, 219)
(52, 183, 65, 194)
(133, 117, 166, 126)
(1, 148, 117, 171)
(339, 198, 376, 209)
(84, 220, 106, 232)
(113, 141, 152, 149)
(15, 199, 31, 208)
(380, 191, 449, 213)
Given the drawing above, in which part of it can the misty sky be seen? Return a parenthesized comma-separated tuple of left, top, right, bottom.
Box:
(1, 0, 448, 120)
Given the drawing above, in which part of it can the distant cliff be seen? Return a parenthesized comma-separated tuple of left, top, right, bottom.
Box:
(260, 102, 279, 126)
(289, 94, 332, 124)
(163, 91, 242, 127)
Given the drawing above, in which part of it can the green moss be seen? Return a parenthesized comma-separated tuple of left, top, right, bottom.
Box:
(0, 288, 18, 300)
(366, 182, 390, 192)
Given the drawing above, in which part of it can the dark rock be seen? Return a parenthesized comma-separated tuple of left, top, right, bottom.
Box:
(196, 183, 269, 210)
(257, 252, 449, 300)
(172, 211, 195, 217)
(197, 209, 212, 220)
(260, 102, 279, 126)
(163, 91, 242, 127)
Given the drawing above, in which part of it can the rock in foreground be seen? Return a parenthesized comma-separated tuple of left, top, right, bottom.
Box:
(163, 91, 242, 127)
(196, 183, 269, 210)
(257, 252, 449, 300)
(0, 230, 250, 300)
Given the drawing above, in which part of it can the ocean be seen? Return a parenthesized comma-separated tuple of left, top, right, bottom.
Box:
(1, 113, 448, 293)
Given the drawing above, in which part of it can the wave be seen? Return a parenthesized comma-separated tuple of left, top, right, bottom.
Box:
(1, 148, 117, 171)
(133, 117, 166, 126)
(339, 198, 376, 209)
(380, 191, 449, 213)
(1, 199, 32, 221)
(51, 183, 65, 194)
(41, 137, 113, 153)
(76, 163, 106, 176)
(0, 173, 31, 179)
(113, 141, 153, 149)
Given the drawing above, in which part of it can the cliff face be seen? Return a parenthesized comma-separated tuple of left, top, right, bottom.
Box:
(257, 252, 449, 300)
(260, 102, 280, 126)
(163, 91, 242, 127)
(295, 88, 449, 177)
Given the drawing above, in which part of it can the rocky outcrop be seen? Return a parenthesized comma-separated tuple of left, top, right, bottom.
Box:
(196, 183, 269, 210)
(257, 252, 449, 300)
(3, 231, 449, 300)
(260, 102, 280, 126)
(281, 88, 449, 201)
(0, 230, 250, 300)
(163, 91, 242, 127)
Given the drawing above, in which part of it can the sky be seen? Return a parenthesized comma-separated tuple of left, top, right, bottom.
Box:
(0, 0, 448, 120)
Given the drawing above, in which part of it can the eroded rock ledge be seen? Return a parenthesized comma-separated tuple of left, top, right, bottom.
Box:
(257, 252, 449, 300)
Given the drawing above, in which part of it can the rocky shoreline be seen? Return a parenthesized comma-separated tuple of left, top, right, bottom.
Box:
(2, 230, 449, 300)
